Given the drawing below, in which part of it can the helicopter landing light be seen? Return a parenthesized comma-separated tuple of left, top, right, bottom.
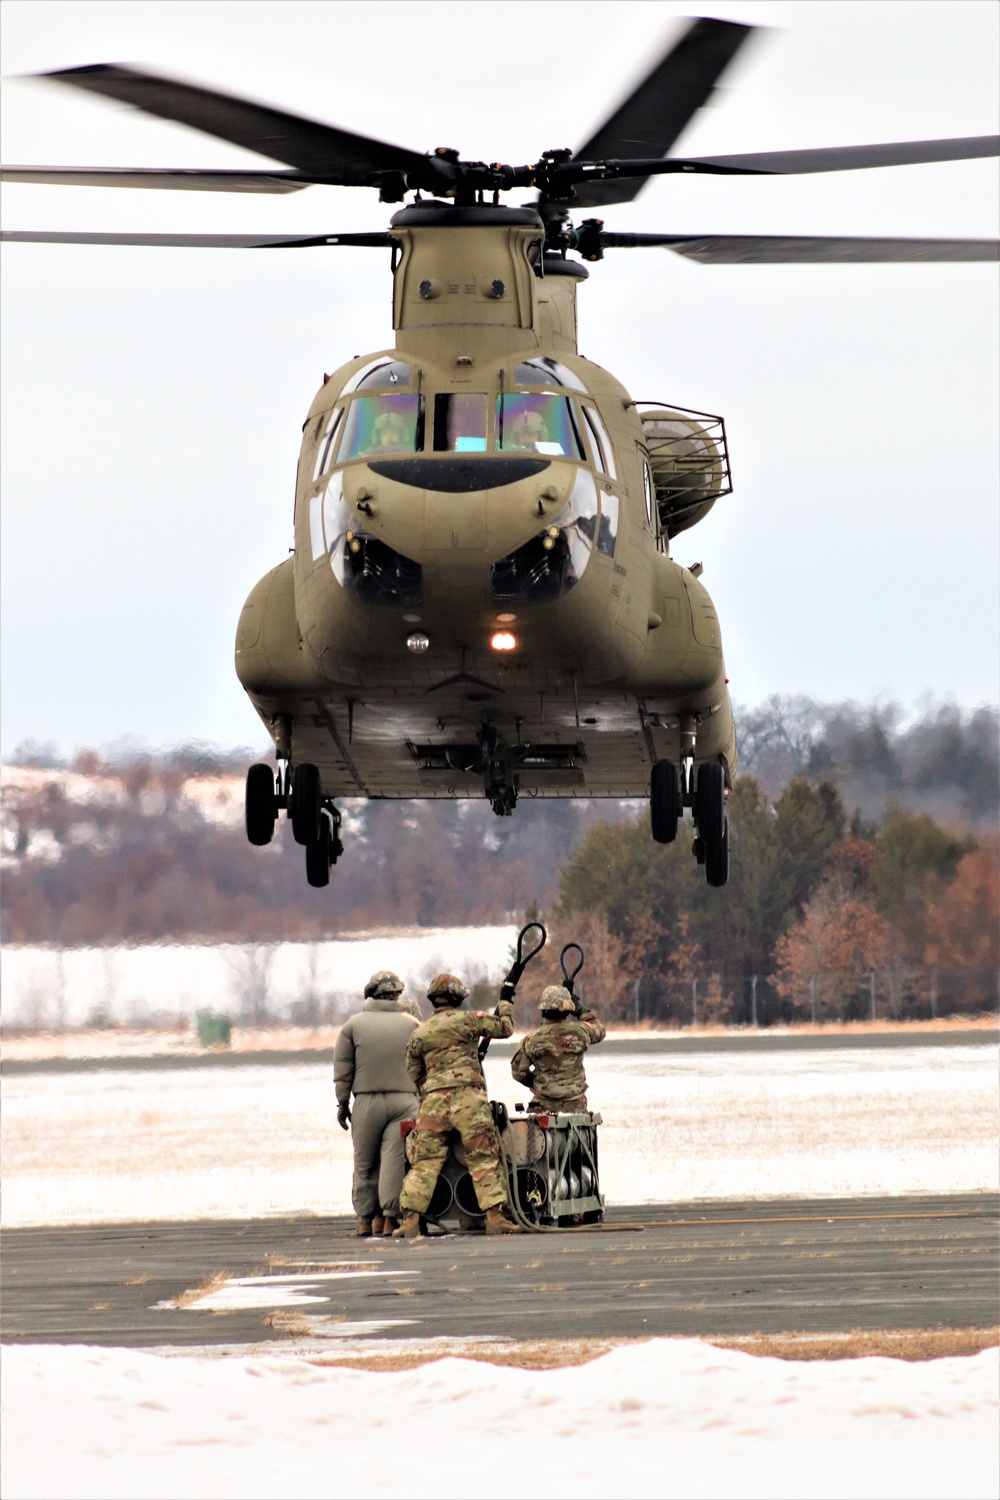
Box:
(496, 612, 517, 624)
(490, 632, 516, 651)
(406, 632, 430, 654)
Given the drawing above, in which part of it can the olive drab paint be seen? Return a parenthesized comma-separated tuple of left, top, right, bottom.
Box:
(235, 200, 737, 806)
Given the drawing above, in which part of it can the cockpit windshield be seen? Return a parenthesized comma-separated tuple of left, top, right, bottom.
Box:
(337, 394, 423, 462)
(496, 393, 583, 458)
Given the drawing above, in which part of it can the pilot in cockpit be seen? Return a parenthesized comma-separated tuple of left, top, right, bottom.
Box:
(505, 407, 548, 452)
(372, 408, 407, 450)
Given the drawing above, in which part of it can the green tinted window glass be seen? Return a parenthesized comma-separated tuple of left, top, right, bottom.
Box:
(338, 394, 423, 461)
(433, 393, 488, 452)
(495, 394, 583, 458)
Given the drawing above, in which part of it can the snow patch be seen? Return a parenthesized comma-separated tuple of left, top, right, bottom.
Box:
(1, 1340, 996, 1500)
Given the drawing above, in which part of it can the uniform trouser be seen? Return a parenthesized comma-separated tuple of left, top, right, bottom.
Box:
(350, 1091, 419, 1221)
(399, 1086, 507, 1215)
(529, 1093, 588, 1112)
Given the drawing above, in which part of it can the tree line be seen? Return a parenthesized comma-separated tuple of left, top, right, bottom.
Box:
(2, 700, 998, 1025)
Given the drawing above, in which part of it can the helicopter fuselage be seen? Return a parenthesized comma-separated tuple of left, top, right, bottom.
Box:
(235, 201, 736, 804)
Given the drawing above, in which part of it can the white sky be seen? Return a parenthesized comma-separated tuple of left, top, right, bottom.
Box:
(1, 0, 997, 758)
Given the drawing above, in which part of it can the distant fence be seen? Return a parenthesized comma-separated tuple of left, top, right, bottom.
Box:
(629, 969, 1000, 1028)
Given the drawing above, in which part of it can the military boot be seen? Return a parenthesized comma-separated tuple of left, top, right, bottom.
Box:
(381, 1216, 399, 1236)
(354, 1218, 373, 1237)
(485, 1207, 523, 1235)
(392, 1212, 423, 1238)
(370, 1215, 386, 1236)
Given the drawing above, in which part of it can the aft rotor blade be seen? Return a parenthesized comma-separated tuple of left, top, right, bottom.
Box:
(0, 166, 310, 192)
(600, 232, 1000, 262)
(0, 230, 392, 248)
(680, 136, 1000, 175)
(38, 64, 446, 186)
(569, 17, 756, 208)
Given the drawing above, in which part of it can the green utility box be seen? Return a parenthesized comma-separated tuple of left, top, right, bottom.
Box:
(195, 1010, 232, 1047)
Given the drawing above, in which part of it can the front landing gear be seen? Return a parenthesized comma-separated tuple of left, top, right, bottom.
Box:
(648, 757, 729, 886)
(244, 759, 343, 887)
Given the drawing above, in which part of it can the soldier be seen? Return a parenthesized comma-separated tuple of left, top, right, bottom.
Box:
(393, 973, 521, 1238)
(510, 985, 607, 1112)
(334, 970, 420, 1237)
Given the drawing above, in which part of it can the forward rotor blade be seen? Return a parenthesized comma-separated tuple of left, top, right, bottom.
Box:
(681, 136, 1000, 175)
(0, 230, 391, 248)
(599, 232, 999, 262)
(569, 17, 755, 208)
(38, 64, 445, 186)
(0, 166, 309, 192)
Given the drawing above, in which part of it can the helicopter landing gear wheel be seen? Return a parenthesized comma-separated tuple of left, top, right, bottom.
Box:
(245, 763, 278, 846)
(705, 820, 729, 887)
(290, 762, 322, 845)
(695, 760, 726, 845)
(305, 817, 332, 887)
(650, 760, 680, 844)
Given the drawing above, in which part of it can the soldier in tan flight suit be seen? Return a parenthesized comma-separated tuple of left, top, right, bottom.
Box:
(510, 985, 607, 1112)
(334, 970, 419, 1237)
(393, 973, 521, 1238)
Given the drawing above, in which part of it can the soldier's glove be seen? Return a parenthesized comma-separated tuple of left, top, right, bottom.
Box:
(337, 1102, 351, 1131)
(573, 997, 585, 1018)
(499, 982, 516, 1002)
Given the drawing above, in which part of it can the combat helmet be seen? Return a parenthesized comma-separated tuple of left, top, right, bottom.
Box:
(364, 970, 404, 999)
(539, 984, 575, 1015)
(427, 973, 469, 1006)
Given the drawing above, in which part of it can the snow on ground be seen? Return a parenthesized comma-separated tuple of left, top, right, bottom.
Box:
(0, 928, 518, 1030)
(3, 1045, 996, 1227)
(2, 1339, 997, 1500)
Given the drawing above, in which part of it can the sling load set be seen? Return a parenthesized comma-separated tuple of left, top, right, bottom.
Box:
(403, 923, 606, 1234)
(3, 19, 996, 893)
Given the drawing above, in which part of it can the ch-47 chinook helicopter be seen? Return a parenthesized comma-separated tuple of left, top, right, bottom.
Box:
(4, 18, 997, 889)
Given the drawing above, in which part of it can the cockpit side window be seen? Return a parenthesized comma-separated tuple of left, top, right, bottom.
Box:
(337, 394, 424, 462)
(312, 407, 344, 482)
(582, 406, 617, 480)
(495, 393, 584, 458)
(433, 393, 488, 452)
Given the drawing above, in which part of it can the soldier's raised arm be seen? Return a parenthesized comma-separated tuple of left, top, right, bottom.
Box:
(475, 995, 514, 1040)
(578, 1008, 607, 1046)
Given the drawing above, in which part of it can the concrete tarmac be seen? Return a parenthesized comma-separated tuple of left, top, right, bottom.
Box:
(3, 1194, 996, 1349)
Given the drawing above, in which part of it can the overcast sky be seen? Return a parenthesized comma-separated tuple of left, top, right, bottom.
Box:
(1, 0, 997, 759)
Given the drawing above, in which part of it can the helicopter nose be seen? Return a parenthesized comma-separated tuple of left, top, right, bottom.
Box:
(339, 456, 574, 566)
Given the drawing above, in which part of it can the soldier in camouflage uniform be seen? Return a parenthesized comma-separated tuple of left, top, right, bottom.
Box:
(393, 973, 521, 1237)
(511, 985, 607, 1112)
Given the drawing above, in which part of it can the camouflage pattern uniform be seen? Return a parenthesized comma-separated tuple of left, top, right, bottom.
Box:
(511, 985, 606, 1112)
(399, 993, 514, 1215)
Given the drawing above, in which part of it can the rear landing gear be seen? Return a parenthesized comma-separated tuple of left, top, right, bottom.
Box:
(650, 761, 680, 843)
(305, 805, 343, 888)
(648, 756, 729, 886)
(245, 763, 278, 845)
(244, 757, 343, 888)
